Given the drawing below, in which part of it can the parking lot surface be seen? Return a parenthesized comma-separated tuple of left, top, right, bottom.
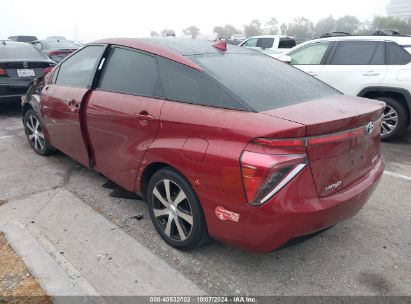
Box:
(1, 102, 410, 296)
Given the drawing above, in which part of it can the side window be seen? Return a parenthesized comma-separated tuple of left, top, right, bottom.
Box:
(99, 47, 162, 97)
(257, 38, 274, 49)
(55, 45, 104, 88)
(279, 38, 296, 49)
(289, 42, 330, 65)
(158, 57, 245, 110)
(32, 42, 42, 50)
(243, 38, 258, 47)
(387, 42, 411, 65)
(330, 41, 384, 65)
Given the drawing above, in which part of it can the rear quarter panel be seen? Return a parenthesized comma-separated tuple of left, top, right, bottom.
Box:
(136, 100, 306, 196)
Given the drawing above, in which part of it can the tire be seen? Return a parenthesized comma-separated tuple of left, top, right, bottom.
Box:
(23, 109, 54, 156)
(147, 167, 208, 250)
(375, 97, 407, 141)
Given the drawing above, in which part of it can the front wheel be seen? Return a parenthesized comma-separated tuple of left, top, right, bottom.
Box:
(147, 167, 208, 250)
(23, 109, 54, 156)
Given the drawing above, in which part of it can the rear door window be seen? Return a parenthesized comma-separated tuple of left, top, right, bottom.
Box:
(55, 45, 104, 88)
(158, 57, 245, 110)
(289, 42, 330, 65)
(257, 38, 274, 49)
(330, 41, 384, 65)
(99, 47, 163, 97)
(387, 42, 411, 65)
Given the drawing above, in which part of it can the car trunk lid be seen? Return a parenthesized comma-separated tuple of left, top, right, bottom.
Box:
(262, 95, 384, 197)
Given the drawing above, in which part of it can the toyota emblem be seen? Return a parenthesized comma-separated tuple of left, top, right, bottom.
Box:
(365, 122, 374, 135)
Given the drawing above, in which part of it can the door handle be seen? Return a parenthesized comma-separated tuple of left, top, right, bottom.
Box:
(362, 71, 380, 76)
(134, 111, 155, 126)
(134, 111, 154, 120)
(307, 71, 318, 77)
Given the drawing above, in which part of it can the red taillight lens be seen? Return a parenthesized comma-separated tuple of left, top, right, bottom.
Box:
(241, 151, 307, 206)
(0, 68, 7, 76)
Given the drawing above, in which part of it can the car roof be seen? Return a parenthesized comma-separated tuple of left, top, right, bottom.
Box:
(245, 35, 295, 39)
(0, 40, 33, 47)
(91, 38, 258, 70)
(308, 35, 411, 45)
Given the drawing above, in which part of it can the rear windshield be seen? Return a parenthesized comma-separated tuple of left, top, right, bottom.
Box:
(0, 43, 47, 60)
(43, 40, 80, 50)
(192, 53, 340, 111)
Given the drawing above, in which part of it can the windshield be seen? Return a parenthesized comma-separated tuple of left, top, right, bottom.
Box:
(191, 53, 340, 111)
(0, 43, 47, 60)
(43, 40, 80, 50)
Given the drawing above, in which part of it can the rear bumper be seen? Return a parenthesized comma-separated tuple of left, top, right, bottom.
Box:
(196, 156, 384, 253)
(0, 82, 30, 102)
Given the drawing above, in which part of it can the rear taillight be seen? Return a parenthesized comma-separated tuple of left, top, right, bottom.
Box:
(0, 68, 7, 77)
(241, 149, 307, 206)
(241, 121, 380, 206)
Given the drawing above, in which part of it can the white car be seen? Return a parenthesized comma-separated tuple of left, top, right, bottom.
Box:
(240, 35, 296, 57)
(278, 35, 411, 140)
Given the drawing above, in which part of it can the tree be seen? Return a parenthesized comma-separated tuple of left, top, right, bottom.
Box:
(244, 19, 263, 38)
(335, 15, 361, 34)
(264, 17, 279, 34)
(213, 24, 241, 39)
(314, 15, 336, 37)
(287, 17, 314, 41)
(183, 26, 200, 39)
(161, 29, 175, 37)
(150, 31, 159, 37)
(371, 16, 409, 34)
(280, 23, 288, 35)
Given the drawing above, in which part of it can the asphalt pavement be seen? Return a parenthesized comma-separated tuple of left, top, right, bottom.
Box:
(0, 102, 410, 296)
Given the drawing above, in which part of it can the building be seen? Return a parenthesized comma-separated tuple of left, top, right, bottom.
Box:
(387, 0, 411, 20)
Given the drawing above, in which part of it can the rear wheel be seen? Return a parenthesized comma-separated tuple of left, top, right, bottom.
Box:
(375, 97, 407, 141)
(147, 167, 208, 250)
(23, 109, 54, 156)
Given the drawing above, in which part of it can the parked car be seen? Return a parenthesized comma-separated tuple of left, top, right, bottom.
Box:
(0, 40, 54, 103)
(278, 35, 411, 140)
(239, 35, 296, 56)
(22, 38, 384, 252)
(8, 35, 38, 43)
(45, 36, 67, 41)
(31, 39, 81, 62)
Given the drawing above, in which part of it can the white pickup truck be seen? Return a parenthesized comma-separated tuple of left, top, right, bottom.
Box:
(239, 35, 296, 56)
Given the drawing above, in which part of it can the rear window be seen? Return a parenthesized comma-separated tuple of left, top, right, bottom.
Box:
(192, 53, 339, 111)
(43, 40, 80, 50)
(0, 43, 47, 60)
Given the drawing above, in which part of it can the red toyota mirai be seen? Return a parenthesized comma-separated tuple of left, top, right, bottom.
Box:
(22, 38, 385, 252)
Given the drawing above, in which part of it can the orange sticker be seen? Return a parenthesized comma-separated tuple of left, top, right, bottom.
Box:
(215, 206, 240, 222)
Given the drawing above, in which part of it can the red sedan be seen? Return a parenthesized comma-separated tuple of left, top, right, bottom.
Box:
(22, 38, 385, 252)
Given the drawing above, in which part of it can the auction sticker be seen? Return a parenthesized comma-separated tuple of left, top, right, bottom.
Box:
(215, 206, 240, 222)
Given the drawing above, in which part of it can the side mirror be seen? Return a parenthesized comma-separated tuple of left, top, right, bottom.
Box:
(279, 55, 292, 64)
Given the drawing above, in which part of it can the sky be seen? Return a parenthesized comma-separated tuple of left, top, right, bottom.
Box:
(1, 0, 390, 42)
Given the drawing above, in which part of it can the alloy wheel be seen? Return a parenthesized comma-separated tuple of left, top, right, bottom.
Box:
(25, 114, 45, 152)
(381, 105, 398, 136)
(151, 179, 193, 241)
